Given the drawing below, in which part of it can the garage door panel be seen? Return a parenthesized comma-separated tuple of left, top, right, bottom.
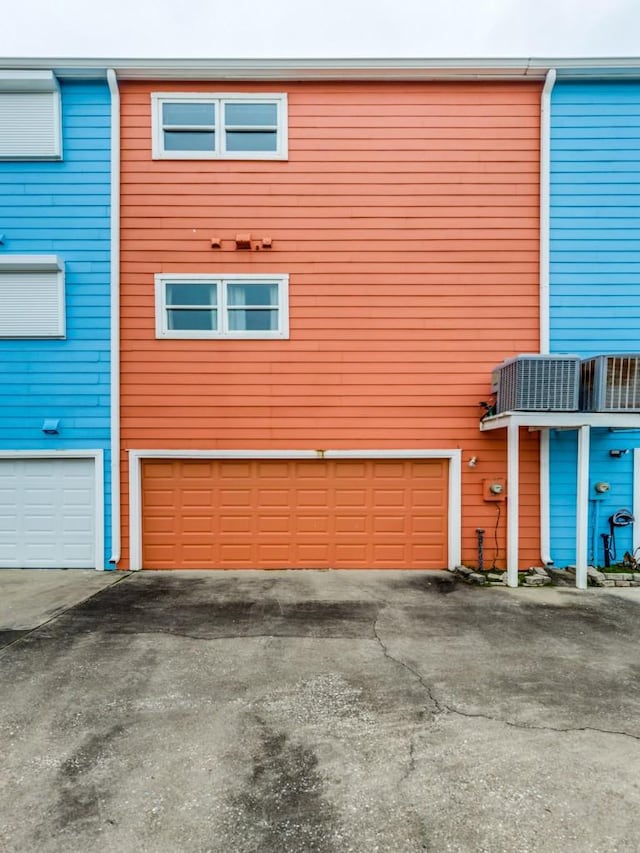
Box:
(257, 461, 289, 477)
(334, 489, 367, 508)
(219, 543, 253, 562)
(258, 544, 291, 562)
(373, 489, 405, 507)
(220, 515, 252, 533)
(219, 462, 251, 478)
(412, 515, 447, 533)
(182, 489, 213, 507)
(142, 458, 448, 569)
(297, 515, 330, 534)
(24, 516, 56, 533)
(0, 458, 96, 569)
(144, 489, 174, 508)
(257, 489, 290, 508)
(298, 489, 329, 507)
(372, 462, 404, 477)
(144, 544, 176, 562)
(412, 544, 445, 562)
(373, 515, 406, 534)
(296, 542, 330, 562)
(334, 543, 368, 561)
(373, 544, 406, 563)
(182, 515, 214, 534)
(258, 515, 289, 534)
(335, 515, 367, 533)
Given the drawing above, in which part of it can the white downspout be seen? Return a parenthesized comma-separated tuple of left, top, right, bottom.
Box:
(107, 68, 121, 567)
(539, 69, 556, 567)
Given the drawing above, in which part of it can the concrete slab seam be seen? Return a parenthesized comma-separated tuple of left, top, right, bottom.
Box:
(0, 573, 133, 656)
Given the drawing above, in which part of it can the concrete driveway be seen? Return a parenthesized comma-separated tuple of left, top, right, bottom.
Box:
(1, 569, 640, 853)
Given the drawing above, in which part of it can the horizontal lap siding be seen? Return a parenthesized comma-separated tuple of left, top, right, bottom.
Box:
(0, 81, 112, 566)
(550, 83, 640, 566)
(120, 80, 542, 569)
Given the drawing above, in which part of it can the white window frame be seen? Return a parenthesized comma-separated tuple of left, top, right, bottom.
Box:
(0, 255, 65, 339)
(155, 273, 289, 340)
(151, 92, 288, 160)
(0, 70, 62, 161)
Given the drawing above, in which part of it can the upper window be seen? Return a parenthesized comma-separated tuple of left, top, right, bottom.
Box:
(151, 93, 288, 160)
(155, 274, 289, 339)
(0, 256, 65, 338)
(0, 70, 62, 160)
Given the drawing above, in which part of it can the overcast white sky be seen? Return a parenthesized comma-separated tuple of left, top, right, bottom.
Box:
(2, 0, 639, 58)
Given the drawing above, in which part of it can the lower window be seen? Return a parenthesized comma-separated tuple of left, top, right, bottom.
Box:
(0, 255, 65, 338)
(155, 273, 289, 339)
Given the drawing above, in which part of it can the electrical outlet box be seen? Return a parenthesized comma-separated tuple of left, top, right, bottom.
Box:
(483, 478, 506, 501)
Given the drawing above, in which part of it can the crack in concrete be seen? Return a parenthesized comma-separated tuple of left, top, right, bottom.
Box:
(372, 614, 640, 744)
(446, 707, 640, 742)
(372, 615, 444, 716)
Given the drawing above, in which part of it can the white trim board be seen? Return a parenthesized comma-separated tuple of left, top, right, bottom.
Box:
(107, 68, 121, 567)
(481, 412, 640, 431)
(634, 449, 640, 559)
(127, 448, 462, 572)
(0, 449, 105, 571)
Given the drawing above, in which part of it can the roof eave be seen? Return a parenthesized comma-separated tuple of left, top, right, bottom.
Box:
(2, 56, 640, 81)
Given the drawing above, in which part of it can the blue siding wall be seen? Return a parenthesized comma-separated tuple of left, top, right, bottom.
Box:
(550, 82, 640, 566)
(0, 80, 112, 567)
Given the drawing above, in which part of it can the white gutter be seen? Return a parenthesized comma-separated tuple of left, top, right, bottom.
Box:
(107, 68, 121, 568)
(539, 69, 556, 568)
(2, 56, 640, 81)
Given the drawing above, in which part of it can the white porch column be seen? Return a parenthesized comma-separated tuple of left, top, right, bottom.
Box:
(575, 424, 591, 590)
(507, 421, 520, 587)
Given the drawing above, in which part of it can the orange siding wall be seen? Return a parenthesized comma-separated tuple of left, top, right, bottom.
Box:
(119, 80, 542, 569)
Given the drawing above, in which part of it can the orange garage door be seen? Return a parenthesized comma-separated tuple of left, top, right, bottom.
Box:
(141, 458, 448, 569)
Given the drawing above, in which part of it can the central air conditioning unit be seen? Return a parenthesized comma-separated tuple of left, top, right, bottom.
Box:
(580, 354, 640, 412)
(491, 354, 581, 414)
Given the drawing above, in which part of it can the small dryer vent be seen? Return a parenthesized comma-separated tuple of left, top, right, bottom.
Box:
(580, 355, 640, 412)
(491, 355, 581, 414)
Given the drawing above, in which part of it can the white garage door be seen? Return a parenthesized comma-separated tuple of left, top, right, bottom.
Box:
(0, 458, 96, 568)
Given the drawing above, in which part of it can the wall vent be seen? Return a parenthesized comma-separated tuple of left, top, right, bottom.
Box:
(491, 355, 581, 414)
(580, 355, 640, 412)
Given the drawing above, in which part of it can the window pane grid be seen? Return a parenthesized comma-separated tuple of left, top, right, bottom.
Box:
(159, 276, 286, 338)
(155, 95, 285, 158)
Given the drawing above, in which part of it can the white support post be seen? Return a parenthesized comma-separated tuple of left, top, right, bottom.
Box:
(507, 421, 520, 587)
(575, 424, 591, 590)
(634, 449, 640, 557)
